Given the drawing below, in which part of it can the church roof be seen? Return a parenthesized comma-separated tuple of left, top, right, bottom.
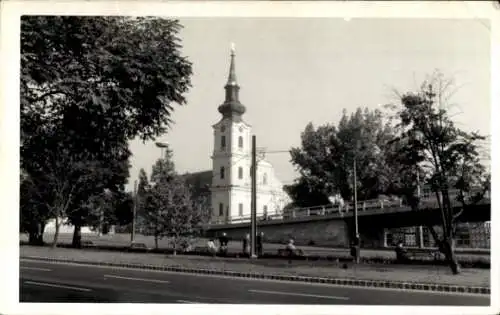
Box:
(181, 170, 213, 197)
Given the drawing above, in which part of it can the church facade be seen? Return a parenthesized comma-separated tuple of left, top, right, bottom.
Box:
(185, 47, 290, 224)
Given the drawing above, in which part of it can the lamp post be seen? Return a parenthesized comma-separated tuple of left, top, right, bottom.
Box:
(250, 135, 258, 259)
(155, 142, 169, 160)
(351, 140, 360, 264)
(153, 141, 169, 244)
(131, 179, 137, 244)
(416, 168, 424, 248)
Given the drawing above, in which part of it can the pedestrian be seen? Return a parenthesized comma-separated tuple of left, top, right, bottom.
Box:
(256, 231, 264, 256)
(395, 240, 408, 262)
(219, 232, 229, 256)
(286, 238, 296, 255)
(207, 239, 217, 257)
(242, 233, 250, 257)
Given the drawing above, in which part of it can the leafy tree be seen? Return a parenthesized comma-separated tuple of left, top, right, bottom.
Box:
(21, 146, 106, 248)
(150, 146, 176, 184)
(286, 108, 395, 207)
(191, 192, 212, 236)
(20, 175, 51, 245)
(145, 176, 203, 253)
(144, 150, 178, 247)
(21, 16, 192, 246)
(135, 168, 151, 234)
(388, 71, 490, 274)
(67, 156, 130, 247)
(143, 149, 205, 252)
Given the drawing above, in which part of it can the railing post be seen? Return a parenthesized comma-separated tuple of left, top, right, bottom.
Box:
(292, 209, 296, 218)
(306, 209, 310, 216)
(321, 207, 325, 215)
(362, 202, 366, 211)
(380, 200, 384, 209)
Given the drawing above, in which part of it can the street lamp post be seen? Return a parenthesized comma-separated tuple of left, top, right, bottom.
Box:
(352, 158, 360, 263)
(416, 168, 424, 248)
(250, 135, 258, 259)
(155, 142, 169, 160)
(131, 180, 137, 244)
(351, 140, 360, 264)
(154, 141, 169, 244)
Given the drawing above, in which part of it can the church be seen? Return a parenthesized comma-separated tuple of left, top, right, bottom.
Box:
(184, 46, 291, 224)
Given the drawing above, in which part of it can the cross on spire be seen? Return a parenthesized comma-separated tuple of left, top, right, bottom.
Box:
(226, 42, 238, 86)
(218, 42, 246, 120)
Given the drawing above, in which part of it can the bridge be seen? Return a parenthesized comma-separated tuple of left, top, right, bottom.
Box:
(204, 188, 490, 248)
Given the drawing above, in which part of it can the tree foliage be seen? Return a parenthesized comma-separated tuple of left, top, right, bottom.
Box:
(388, 71, 490, 274)
(286, 108, 395, 207)
(143, 153, 205, 252)
(20, 16, 192, 246)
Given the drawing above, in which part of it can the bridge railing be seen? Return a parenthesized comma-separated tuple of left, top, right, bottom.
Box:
(209, 188, 489, 225)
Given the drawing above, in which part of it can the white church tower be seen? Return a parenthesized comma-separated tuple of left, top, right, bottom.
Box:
(210, 45, 290, 224)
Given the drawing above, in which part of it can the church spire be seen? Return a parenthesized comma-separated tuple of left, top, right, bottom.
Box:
(218, 43, 246, 120)
(226, 43, 237, 86)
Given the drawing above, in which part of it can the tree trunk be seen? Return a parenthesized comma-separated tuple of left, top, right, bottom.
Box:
(51, 217, 60, 248)
(443, 237, 461, 275)
(154, 234, 159, 250)
(28, 221, 43, 246)
(72, 223, 82, 248)
(28, 231, 36, 245)
(37, 222, 45, 245)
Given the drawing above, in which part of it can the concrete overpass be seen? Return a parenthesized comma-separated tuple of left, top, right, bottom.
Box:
(204, 189, 490, 248)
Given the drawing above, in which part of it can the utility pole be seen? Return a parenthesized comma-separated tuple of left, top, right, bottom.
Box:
(131, 179, 138, 244)
(417, 168, 424, 248)
(352, 156, 360, 263)
(354, 159, 359, 237)
(250, 135, 257, 258)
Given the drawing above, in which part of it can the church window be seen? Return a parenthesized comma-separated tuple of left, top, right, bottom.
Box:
(238, 136, 243, 149)
(238, 167, 243, 179)
(239, 203, 243, 216)
(220, 166, 225, 179)
(263, 173, 268, 185)
(221, 135, 226, 150)
(219, 203, 224, 216)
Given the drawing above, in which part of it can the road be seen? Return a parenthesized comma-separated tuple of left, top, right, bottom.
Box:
(20, 259, 490, 305)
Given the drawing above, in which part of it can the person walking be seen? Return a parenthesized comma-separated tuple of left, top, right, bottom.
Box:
(285, 238, 297, 264)
(242, 233, 250, 257)
(256, 231, 264, 256)
(219, 232, 229, 256)
(207, 239, 217, 257)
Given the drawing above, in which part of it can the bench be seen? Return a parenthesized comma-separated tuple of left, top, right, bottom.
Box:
(277, 248, 305, 257)
(194, 246, 209, 253)
(81, 240, 95, 247)
(129, 242, 150, 252)
(404, 248, 443, 261)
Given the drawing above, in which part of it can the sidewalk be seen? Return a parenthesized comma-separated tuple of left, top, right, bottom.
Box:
(21, 233, 490, 262)
(20, 245, 490, 294)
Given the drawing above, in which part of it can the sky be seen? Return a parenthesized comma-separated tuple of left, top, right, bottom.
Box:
(127, 17, 491, 191)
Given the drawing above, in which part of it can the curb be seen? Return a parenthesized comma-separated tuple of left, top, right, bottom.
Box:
(20, 256, 490, 295)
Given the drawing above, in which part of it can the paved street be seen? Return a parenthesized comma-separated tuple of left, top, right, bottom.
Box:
(20, 259, 489, 305)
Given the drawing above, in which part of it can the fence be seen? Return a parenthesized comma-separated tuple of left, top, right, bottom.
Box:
(210, 187, 488, 226)
(384, 222, 491, 249)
